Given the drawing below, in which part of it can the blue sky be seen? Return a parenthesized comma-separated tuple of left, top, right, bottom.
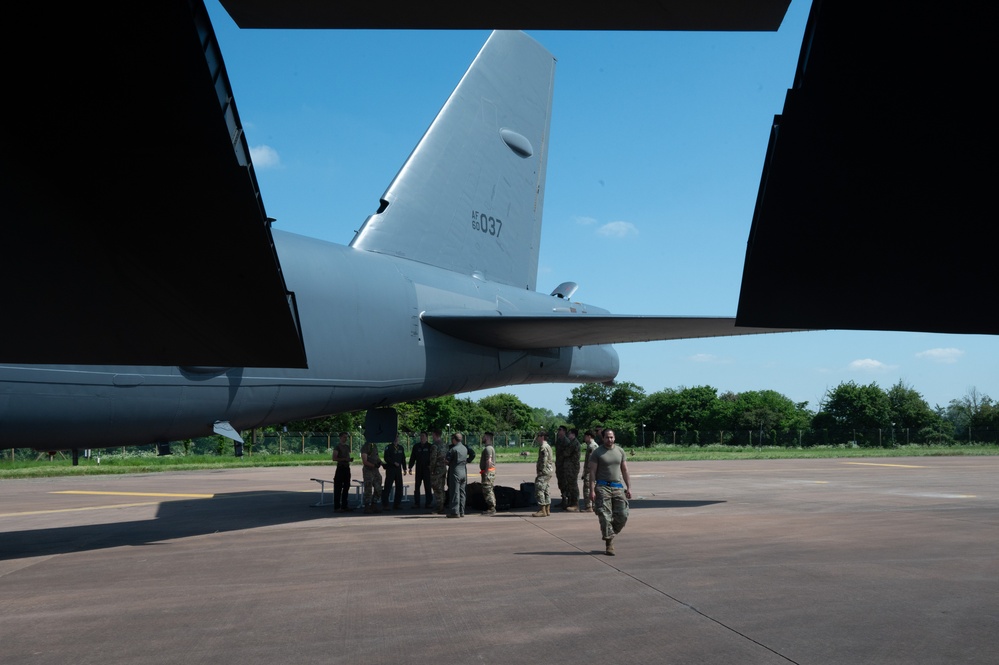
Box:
(206, 0, 995, 416)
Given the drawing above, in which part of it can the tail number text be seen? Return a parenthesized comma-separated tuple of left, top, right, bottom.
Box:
(471, 210, 503, 238)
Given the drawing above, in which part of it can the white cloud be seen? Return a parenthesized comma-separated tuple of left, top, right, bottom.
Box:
(915, 347, 964, 364)
(688, 353, 732, 364)
(848, 358, 895, 371)
(596, 221, 638, 237)
(250, 144, 281, 169)
(573, 216, 598, 226)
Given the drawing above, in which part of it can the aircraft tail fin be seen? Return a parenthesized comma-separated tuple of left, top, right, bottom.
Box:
(350, 31, 555, 291)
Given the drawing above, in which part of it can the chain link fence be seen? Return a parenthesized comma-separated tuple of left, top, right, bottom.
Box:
(4, 427, 995, 461)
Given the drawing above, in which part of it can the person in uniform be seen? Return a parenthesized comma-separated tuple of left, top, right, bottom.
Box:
(381, 434, 406, 510)
(531, 431, 554, 517)
(360, 437, 383, 514)
(331, 431, 353, 512)
(580, 430, 600, 512)
(562, 428, 581, 511)
(587, 428, 632, 555)
(429, 429, 448, 514)
(408, 431, 433, 509)
(479, 432, 497, 515)
(445, 432, 468, 518)
(553, 425, 568, 507)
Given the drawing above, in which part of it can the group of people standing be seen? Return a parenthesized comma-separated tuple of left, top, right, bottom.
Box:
(329, 425, 631, 555)
(330, 429, 497, 518)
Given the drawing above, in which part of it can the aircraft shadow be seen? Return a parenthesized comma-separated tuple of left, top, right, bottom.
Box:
(514, 551, 595, 556)
(625, 499, 725, 509)
(447, 498, 724, 515)
(0, 490, 337, 561)
(1, 496, 725, 560)
(525, 499, 725, 511)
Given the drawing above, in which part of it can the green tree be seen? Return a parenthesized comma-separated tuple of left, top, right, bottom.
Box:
(452, 397, 495, 433)
(417, 396, 460, 432)
(567, 383, 615, 429)
(567, 381, 644, 440)
(886, 380, 938, 432)
(478, 393, 533, 431)
(812, 381, 892, 446)
(394, 401, 424, 434)
(720, 390, 812, 431)
(634, 385, 723, 433)
(945, 387, 998, 441)
(287, 411, 364, 435)
(921, 413, 955, 445)
(530, 406, 561, 433)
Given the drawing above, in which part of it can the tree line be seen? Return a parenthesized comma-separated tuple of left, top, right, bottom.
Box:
(287, 381, 997, 448)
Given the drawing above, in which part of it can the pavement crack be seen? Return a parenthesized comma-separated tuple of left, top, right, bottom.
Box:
(521, 515, 801, 665)
(612, 566, 802, 665)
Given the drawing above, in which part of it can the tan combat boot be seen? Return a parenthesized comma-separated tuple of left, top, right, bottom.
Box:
(531, 504, 548, 517)
(604, 538, 615, 556)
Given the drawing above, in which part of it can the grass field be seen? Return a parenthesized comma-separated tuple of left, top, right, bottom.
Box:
(1, 444, 996, 479)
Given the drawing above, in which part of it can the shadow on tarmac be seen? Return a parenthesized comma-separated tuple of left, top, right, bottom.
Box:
(1, 492, 724, 561)
(0, 490, 331, 561)
(622, 499, 724, 509)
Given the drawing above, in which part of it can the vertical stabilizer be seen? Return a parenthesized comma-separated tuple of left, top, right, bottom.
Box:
(350, 31, 555, 291)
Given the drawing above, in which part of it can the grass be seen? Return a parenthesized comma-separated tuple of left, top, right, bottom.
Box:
(1, 444, 996, 479)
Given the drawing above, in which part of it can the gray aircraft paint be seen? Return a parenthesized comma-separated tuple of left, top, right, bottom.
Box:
(0, 31, 792, 450)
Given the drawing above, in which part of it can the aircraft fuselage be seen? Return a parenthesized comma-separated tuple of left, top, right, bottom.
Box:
(0, 230, 618, 449)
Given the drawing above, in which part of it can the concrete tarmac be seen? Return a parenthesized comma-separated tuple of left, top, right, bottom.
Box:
(1, 457, 996, 665)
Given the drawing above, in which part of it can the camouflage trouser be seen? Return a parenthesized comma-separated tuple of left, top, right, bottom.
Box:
(582, 470, 594, 509)
(362, 467, 382, 506)
(595, 485, 628, 540)
(431, 465, 447, 510)
(563, 463, 580, 507)
(480, 470, 496, 510)
(534, 473, 552, 506)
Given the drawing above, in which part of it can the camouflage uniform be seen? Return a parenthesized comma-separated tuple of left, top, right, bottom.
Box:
(534, 438, 555, 506)
(360, 441, 383, 510)
(581, 436, 600, 510)
(479, 441, 496, 513)
(553, 429, 568, 504)
(562, 433, 581, 510)
(429, 434, 448, 512)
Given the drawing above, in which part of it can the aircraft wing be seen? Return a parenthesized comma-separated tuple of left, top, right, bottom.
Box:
(421, 310, 801, 350)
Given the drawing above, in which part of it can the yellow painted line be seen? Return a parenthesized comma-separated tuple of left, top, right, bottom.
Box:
(0, 501, 161, 517)
(844, 462, 926, 469)
(52, 491, 214, 499)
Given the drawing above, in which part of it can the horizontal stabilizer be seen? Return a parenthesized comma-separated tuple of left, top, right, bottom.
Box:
(421, 310, 801, 350)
